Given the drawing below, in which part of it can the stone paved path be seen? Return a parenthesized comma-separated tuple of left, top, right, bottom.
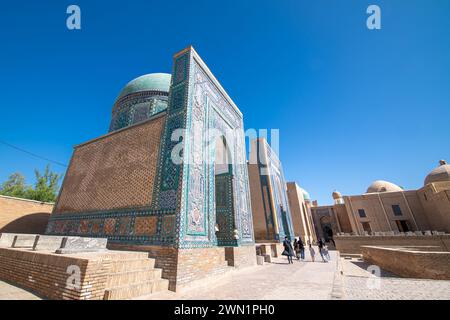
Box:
(139, 251, 339, 300)
(340, 257, 450, 300)
(0, 280, 41, 300)
(2, 251, 449, 300)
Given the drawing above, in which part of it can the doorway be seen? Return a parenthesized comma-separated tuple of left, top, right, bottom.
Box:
(395, 220, 411, 232)
(214, 136, 237, 247)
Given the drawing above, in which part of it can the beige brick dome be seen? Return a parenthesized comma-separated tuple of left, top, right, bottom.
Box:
(332, 191, 342, 199)
(366, 180, 403, 193)
(424, 160, 450, 185)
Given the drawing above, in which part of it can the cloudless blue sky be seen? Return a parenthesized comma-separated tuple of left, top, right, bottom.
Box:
(0, 0, 449, 205)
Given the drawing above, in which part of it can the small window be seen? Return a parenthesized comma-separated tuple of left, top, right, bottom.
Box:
(424, 193, 428, 201)
(358, 209, 366, 218)
(392, 204, 402, 216)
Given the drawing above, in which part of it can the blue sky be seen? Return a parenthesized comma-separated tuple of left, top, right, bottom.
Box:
(0, 0, 449, 205)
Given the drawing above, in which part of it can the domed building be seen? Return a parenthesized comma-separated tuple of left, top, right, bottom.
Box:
(424, 160, 450, 185)
(310, 190, 354, 246)
(416, 160, 450, 232)
(109, 73, 171, 132)
(366, 180, 403, 193)
(46, 46, 257, 293)
(326, 160, 450, 236)
(332, 190, 344, 204)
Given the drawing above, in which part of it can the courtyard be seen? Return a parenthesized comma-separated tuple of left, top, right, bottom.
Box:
(1, 250, 449, 300)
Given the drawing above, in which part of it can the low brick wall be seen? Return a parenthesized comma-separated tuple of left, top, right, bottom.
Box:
(224, 245, 257, 268)
(176, 247, 230, 290)
(0, 196, 53, 234)
(107, 243, 178, 291)
(0, 247, 110, 299)
(108, 244, 255, 292)
(335, 235, 450, 254)
(256, 242, 284, 257)
(361, 246, 450, 280)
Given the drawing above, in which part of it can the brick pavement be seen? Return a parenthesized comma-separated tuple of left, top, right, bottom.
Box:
(138, 250, 339, 300)
(2, 250, 449, 300)
(0, 280, 42, 300)
(340, 257, 450, 300)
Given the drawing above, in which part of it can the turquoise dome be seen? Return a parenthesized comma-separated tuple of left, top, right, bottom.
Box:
(299, 187, 310, 201)
(117, 73, 171, 99)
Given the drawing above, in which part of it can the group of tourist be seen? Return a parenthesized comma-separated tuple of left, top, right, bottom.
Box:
(282, 236, 331, 264)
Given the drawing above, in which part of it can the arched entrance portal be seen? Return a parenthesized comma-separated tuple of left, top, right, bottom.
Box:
(320, 216, 333, 242)
(214, 136, 237, 246)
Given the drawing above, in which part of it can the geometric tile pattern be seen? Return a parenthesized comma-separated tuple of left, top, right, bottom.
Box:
(46, 47, 255, 250)
(54, 115, 165, 214)
(109, 91, 169, 132)
(104, 218, 117, 235)
(134, 216, 157, 236)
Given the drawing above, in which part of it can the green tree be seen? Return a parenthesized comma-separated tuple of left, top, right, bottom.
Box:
(0, 172, 31, 198)
(28, 165, 61, 202)
(0, 165, 61, 202)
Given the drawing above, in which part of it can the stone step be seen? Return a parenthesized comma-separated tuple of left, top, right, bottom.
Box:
(12, 235, 38, 248)
(95, 251, 151, 261)
(340, 253, 362, 259)
(106, 269, 162, 288)
(109, 258, 156, 273)
(104, 279, 169, 300)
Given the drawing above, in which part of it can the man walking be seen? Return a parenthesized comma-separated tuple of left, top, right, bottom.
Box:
(296, 238, 305, 261)
(317, 238, 327, 262)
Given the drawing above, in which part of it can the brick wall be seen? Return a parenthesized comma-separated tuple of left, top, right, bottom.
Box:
(108, 246, 232, 292)
(248, 163, 273, 241)
(108, 243, 179, 291)
(224, 245, 257, 268)
(0, 247, 110, 300)
(361, 246, 450, 280)
(417, 182, 450, 233)
(108, 243, 258, 292)
(176, 247, 230, 290)
(334, 204, 353, 233)
(335, 235, 450, 254)
(0, 195, 53, 234)
(54, 114, 165, 214)
(286, 183, 304, 238)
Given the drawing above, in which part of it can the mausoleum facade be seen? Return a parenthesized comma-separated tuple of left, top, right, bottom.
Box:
(45, 46, 256, 290)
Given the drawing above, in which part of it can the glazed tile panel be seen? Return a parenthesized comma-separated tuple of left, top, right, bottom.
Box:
(47, 47, 255, 248)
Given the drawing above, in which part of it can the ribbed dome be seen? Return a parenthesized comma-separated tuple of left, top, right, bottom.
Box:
(424, 160, 450, 185)
(366, 180, 403, 193)
(117, 73, 171, 100)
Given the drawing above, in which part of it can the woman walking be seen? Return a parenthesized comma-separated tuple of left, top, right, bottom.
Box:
(282, 236, 295, 264)
(308, 241, 316, 262)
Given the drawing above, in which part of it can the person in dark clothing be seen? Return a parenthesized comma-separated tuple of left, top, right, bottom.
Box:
(326, 228, 336, 247)
(293, 238, 299, 260)
(317, 238, 327, 262)
(297, 238, 305, 260)
(282, 236, 294, 264)
(293, 238, 298, 259)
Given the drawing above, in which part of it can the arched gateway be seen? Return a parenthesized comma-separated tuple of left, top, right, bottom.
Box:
(46, 46, 256, 291)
